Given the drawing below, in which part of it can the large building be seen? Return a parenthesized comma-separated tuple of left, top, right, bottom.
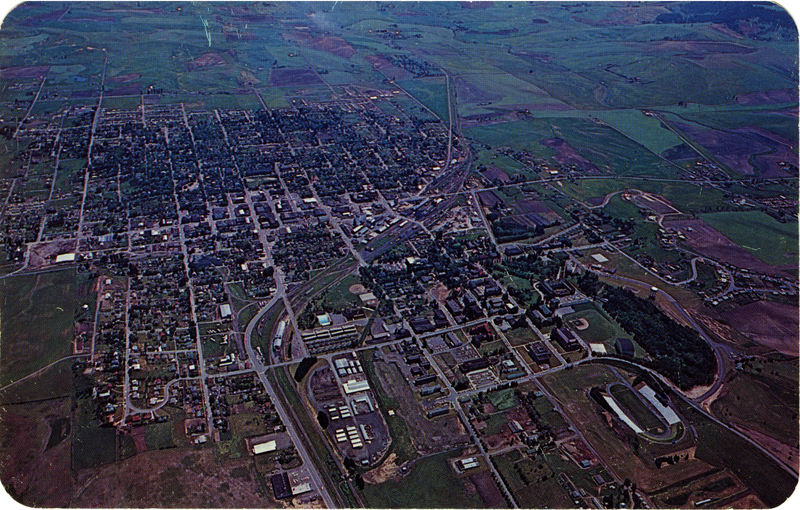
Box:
(528, 341, 551, 364)
(615, 338, 635, 357)
(270, 473, 293, 500)
(553, 328, 580, 351)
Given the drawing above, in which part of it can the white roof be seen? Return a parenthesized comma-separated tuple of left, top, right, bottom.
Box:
(220, 304, 232, 318)
(252, 440, 277, 454)
(591, 253, 609, 263)
(292, 482, 312, 495)
(55, 253, 76, 263)
(589, 343, 607, 354)
(343, 379, 370, 395)
(359, 292, 378, 303)
(639, 385, 681, 425)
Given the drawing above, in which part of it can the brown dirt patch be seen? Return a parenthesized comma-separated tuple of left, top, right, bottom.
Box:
(365, 55, 414, 80)
(186, 53, 226, 71)
(311, 36, 355, 59)
(541, 138, 599, 173)
(671, 122, 776, 177)
(269, 69, 323, 87)
(363, 452, 400, 484)
(478, 190, 503, 208)
(74, 447, 270, 507)
(106, 73, 141, 84)
(481, 166, 509, 183)
(665, 218, 788, 276)
(720, 301, 798, 356)
(429, 282, 449, 302)
(483, 430, 517, 452)
(736, 89, 798, 106)
(731, 423, 799, 474)
(571, 318, 589, 330)
(348, 283, 367, 295)
(469, 471, 505, 508)
(1, 66, 50, 79)
(0, 399, 73, 507)
(28, 240, 77, 269)
(107, 83, 141, 96)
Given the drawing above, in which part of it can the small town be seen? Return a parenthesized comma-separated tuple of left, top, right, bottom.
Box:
(0, 2, 797, 509)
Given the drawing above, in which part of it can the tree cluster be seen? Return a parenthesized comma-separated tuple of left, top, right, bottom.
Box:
(600, 285, 716, 389)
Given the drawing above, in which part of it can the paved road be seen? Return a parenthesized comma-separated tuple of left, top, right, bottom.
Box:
(242, 294, 337, 508)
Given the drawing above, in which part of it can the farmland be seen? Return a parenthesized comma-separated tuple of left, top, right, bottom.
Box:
(699, 211, 798, 267)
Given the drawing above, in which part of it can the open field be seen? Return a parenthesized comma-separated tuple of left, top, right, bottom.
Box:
(0, 357, 73, 405)
(0, 398, 74, 506)
(492, 448, 573, 508)
(0, 269, 77, 386)
(710, 368, 799, 452)
(675, 385, 798, 508)
(363, 449, 484, 508)
(360, 349, 418, 464)
(562, 302, 641, 355)
(699, 211, 798, 268)
(720, 300, 799, 356)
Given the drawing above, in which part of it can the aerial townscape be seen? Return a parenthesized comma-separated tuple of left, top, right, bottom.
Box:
(0, 1, 797, 509)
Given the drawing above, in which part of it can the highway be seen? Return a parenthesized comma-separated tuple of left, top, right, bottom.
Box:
(241, 291, 337, 509)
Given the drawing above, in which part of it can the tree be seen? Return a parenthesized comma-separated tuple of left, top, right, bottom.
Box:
(316, 410, 329, 429)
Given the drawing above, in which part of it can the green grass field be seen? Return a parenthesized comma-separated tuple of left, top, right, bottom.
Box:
(710, 370, 798, 453)
(359, 349, 418, 464)
(699, 211, 798, 266)
(674, 382, 798, 508)
(484, 413, 509, 436)
(145, 421, 175, 450)
(0, 357, 73, 405)
(72, 397, 117, 470)
(320, 273, 363, 312)
(492, 448, 573, 508)
(0, 269, 77, 386)
(590, 109, 684, 155)
(396, 78, 449, 124)
(363, 449, 484, 508)
(487, 387, 518, 412)
(504, 326, 538, 347)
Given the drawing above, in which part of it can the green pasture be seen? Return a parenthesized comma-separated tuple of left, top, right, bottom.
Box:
(363, 449, 483, 508)
(487, 387, 518, 412)
(699, 211, 798, 266)
(0, 268, 76, 386)
(396, 78, 449, 123)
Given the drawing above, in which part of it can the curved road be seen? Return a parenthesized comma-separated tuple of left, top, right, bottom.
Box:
(241, 292, 337, 509)
(589, 267, 728, 403)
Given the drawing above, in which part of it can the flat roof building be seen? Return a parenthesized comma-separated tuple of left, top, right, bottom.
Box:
(553, 328, 580, 351)
(270, 473, 293, 499)
(343, 379, 370, 395)
(253, 440, 277, 455)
